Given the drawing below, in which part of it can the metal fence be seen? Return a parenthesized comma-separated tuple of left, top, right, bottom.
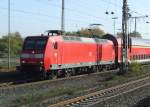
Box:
(0, 57, 20, 68)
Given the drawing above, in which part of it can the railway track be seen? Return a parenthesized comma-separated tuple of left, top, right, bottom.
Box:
(0, 63, 148, 89)
(49, 76, 150, 107)
(0, 78, 37, 88)
(1, 65, 150, 107)
(0, 69, 117, 89)
(0, 82, 13, 87)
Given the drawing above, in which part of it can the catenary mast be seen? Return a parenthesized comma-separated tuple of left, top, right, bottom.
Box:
(121, 0, 129, 73)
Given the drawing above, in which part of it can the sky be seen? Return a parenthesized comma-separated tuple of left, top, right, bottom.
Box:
(0, 0, 150, 38)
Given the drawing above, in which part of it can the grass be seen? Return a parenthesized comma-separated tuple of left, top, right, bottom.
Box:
(3, 86, 86, 107)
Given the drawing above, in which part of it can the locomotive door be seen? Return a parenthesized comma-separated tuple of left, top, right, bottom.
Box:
(57, 42, 63, 66)
(53, 42, 62, 66)
(96, 44, 102, 65)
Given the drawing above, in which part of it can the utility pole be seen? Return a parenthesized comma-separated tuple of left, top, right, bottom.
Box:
(121, 0, 129, 73)
(112, 17, 118, 35)
(8, 0, 11, 69)
(61, 0, 65, 35)
(129, 15, 148, 36)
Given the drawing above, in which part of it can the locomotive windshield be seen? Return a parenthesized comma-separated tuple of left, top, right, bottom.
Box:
(23, 37, 47, 50)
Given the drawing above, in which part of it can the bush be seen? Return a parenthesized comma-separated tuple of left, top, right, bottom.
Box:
(128, 62, 143, 74)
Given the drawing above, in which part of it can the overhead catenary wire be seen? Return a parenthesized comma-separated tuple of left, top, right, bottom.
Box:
(35, 0, 108, 21)
(0, 0, 130, 37)
(0, 7, 92, 24)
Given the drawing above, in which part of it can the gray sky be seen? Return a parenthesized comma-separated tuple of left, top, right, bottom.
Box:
(0, 0, 150, 38)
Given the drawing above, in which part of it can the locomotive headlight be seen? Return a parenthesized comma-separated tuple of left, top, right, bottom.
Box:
(22, 60, 25, 63)
(40, 61, 43, 64)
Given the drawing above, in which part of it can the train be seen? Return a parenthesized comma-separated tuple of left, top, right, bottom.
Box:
(19, 30, 150, 79)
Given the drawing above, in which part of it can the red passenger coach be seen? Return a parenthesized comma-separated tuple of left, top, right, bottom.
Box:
(129, 38, 150, 64)
(116, 38, 150, 64)
(20, 30, 116, 79)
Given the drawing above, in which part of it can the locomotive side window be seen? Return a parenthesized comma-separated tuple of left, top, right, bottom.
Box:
(54, 42, 58, 49)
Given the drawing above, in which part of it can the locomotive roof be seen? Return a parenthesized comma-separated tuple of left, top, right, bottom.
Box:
(25, 35, 111, 44)
(62, 36, 110, 44)
(25, 36, 48, 39)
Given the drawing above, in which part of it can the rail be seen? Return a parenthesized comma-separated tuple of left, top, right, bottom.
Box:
(50, 76, 150, 107)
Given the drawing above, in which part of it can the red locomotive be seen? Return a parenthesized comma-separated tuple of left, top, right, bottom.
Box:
(20, 30, 150, 79)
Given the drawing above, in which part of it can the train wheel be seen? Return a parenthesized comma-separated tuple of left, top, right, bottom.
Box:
(71, 68, 76, 76)
(65, 70, 71, 78)
(50, 71, 57, 80)
(41, 71, 47, 80)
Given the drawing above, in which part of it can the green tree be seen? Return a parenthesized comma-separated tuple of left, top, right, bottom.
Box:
(65, 28, 105, 38)
(0, 32, 23, 58)
(129, 31, 142, 38)
(117, 31, 142, 38)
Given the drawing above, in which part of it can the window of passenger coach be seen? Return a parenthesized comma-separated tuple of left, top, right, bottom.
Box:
(141, 55, 143, 59)
(139, 55, 141, 60)
(146, 54, 149, 59)
(144, 55, 146, 59)
(136, 55, 138, 60)
(133, 55, 135, 60)
(130, 56, 132, 60)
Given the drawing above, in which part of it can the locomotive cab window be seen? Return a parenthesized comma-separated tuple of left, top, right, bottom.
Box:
(23, 38, 48, 50)
(36, 39, 47, 50)
(24, 40, 35, 50)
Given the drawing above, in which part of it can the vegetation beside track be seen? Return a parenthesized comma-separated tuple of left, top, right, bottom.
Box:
(0, 68, 16, 72)
(1, 64, 150, 107)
